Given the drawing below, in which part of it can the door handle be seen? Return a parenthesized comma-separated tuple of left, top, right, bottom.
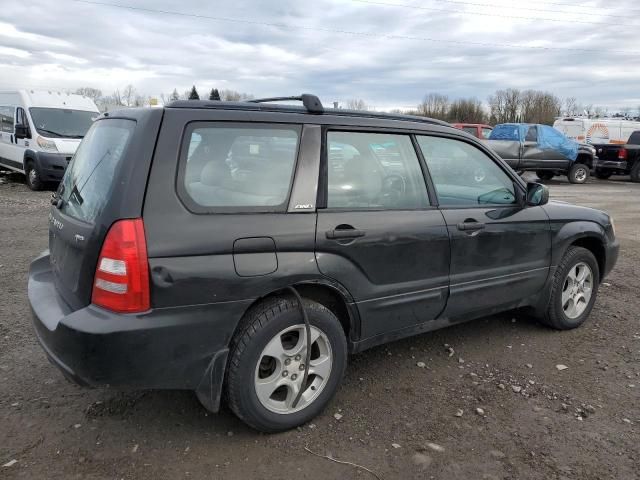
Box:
(457, 221, 485, 232)
(326, 228, 365, 240)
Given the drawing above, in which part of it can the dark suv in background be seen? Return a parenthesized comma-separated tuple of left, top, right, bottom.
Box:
(29, 95, 618, 432)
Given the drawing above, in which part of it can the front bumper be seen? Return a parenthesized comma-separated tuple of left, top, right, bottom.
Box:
(603, 237, 620, 279)
(28, 252, 252, 411)
(36, 152, 73, 182)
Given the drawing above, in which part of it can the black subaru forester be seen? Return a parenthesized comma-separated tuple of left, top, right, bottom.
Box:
(29, 94, 619, 432)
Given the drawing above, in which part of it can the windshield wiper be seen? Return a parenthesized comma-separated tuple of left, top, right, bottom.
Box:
(37, 128, 63, 138)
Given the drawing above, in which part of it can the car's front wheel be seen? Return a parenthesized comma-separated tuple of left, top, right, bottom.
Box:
(536, 170, 554, 181)
(225, 296, 347, 432)
(540, 246, 600, 329)
(25, 161, 44, 191)
(568, 163, 590, 184)
(595, 170, 612, 180)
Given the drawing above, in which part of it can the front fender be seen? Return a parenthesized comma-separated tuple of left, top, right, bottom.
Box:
(550, 220, 607, 267)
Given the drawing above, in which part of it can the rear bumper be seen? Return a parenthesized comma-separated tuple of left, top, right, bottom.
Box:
(28, 252, 252, 411)
(595, 159, 628, 171)
(36, 152, 73, 181)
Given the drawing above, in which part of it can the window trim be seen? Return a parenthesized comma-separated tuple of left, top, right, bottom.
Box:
(175, 121, 303, 215)
(318, 126, 436, 212)
(415, 133, 526, 210)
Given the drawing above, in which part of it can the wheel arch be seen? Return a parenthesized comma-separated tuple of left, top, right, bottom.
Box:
(570, 236, 605, 280)
(576, 153, 594, 168)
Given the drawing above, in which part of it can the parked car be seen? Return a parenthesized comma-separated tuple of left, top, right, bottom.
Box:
(554, 117, 640, 145)
(593, 130, 640, 182)
(29, 95, 618, 432)
(0, 89, 100, 190)
(451, 123, 493, 139)
(485, 123, 597, 184)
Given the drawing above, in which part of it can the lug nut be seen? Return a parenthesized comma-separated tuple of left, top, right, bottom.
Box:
(284, 358, 291, 366)
(282, 370, 288, 377)
(291, 374, 298, 381)
(299, 364, 305, 371)
(295, 355, 301, 361)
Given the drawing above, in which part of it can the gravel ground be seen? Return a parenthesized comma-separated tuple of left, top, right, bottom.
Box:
(1, 171, 638, 480)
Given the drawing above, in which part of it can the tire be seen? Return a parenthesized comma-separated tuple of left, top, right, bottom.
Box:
(25, 160, 43, 191)
(595, 170, 612, 180)
(630, 162, 640, 183)
(539, 246, 600, 330)
(225, 295, 347, 432)
(536, 171, 554, 181)
(568, 163, 589, 184)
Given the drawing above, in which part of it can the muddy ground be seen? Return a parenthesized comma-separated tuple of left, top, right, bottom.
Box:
(0, 171, 638, 480)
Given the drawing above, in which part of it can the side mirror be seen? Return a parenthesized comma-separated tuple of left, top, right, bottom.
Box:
(15, 124, 29, 139)
(526, 182, 549, 206)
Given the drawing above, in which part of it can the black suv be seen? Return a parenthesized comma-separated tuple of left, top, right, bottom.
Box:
(29, 95, 619, 432)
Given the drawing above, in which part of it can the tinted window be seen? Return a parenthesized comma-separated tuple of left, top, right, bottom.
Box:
(29, 108, 97, 138)
(462, 126, 477, 137)
(0, 106, 14, 133)
(182, 125, 300, 210)
(59, 119, 135, 223)
(525, 126, 538, 142)
(481, 127, 493, 139)
(327, 131, 429, 209)
(417, 136, 517, 207)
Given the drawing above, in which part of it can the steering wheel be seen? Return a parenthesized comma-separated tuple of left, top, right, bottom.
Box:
(378, 174, 407, 206)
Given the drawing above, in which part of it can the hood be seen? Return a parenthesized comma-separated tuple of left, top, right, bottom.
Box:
(51, 138, 82, 155)
(544, 200, 610, 228)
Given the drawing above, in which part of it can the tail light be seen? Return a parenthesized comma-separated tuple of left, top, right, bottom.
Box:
(618, 149, 628, 160)
(92, 218, 150, 313)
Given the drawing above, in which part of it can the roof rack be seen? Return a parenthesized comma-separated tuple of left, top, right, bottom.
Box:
(248, 94, 324, 114)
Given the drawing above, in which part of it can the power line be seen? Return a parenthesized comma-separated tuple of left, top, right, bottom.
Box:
(71, 0, 640, 55)
(353, 0, 638, 27)
(406, 0, 632, 20)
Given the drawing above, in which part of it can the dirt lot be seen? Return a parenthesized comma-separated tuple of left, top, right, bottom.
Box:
(1, 172, 638, 480)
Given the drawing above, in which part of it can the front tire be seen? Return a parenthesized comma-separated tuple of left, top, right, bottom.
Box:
(225, 296, 347, 432)
(536, 171, 554, 181)
(595, 170, 612, 180)
(540, 246, 599, 330)
(25, 161, 43, 191)
(568, 163, 590, 184)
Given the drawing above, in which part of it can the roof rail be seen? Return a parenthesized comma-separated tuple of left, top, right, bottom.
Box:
(248, 94, 324, 114)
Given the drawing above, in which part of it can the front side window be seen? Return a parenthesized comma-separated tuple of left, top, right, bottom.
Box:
(326, 131, 429, 210)
(29, 108, 98, 138)
(417, 136, 518, 207)
(481, 127, 493, 139)
(182, 124, 300, 211)
(462, 126, 477, 137)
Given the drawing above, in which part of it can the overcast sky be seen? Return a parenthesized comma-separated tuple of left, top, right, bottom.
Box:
(1, 0, 639, 111)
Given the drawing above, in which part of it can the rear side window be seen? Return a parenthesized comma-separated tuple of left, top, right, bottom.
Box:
(326, 131, 429, 210)
(58, 119, 135, 223)
(179, 124, 300, 212)
(481, 127, 492, 139)
(0, 106, 14, 133)
(462, 126, 477, 137)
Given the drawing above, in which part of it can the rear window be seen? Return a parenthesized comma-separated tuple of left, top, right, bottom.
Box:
(58, 119, 135, 223)
(179, 123, 300, 212)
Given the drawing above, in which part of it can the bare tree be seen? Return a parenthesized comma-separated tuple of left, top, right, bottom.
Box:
(122, 84, 136, 107)
(219, 89, 254, 101)
(594, 106, 608, 118)
(346, 98, 368, 111)
(447, 98, 487, 123)
(564, 97, 578, 117)
(417, 93, 449, 119)
(75, 87, 102, 103)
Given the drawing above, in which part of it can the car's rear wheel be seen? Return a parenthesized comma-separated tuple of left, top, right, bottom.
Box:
(630, 162, 640, 183)
(25, 160, 43, 191)
(225, 295, 347, 432)
(568, 163, 590, 184)
(536, 171, 554, 181)
(595, 170, 612, 180)
(540, 246, 600, 330)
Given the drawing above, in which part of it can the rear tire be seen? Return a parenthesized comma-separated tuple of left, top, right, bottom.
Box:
(536, 171, 554, 181)
(630, 162, 640, 183)
(595, 170, 612, 180)
(25, 160, 43, 191)
(539, 246, 599, 330)
(568, 163, 589, 184)
(225, 295, 347, 432)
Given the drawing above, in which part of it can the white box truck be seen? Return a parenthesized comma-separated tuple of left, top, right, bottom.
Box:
(553, 117, 640, 146)
(0, 90, 100, 190)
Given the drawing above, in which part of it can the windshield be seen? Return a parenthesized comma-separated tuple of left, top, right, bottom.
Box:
(29, 108, 98, 138)
(58, 119, 135, 223)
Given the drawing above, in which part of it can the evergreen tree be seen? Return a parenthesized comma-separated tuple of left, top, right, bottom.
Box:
(169, 88, 180, 102)
(209, 88, 221, 101)
(188, 85, 200, 100)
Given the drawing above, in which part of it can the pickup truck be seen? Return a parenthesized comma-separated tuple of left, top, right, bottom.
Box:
(484, 123, 597, 184)
(451, 123, 493, 139)
(593, 130, 640, 182)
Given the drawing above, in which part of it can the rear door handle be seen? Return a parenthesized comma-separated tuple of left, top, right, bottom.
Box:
(457, 221, 485, 232)
(326, 228, 366, 239)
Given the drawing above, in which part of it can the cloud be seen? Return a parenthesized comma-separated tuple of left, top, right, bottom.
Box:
(0, 0, 637, 111)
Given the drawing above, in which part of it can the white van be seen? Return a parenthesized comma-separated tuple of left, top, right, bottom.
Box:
(0, 90, 100, 190)
(553, 117, 640, 146)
